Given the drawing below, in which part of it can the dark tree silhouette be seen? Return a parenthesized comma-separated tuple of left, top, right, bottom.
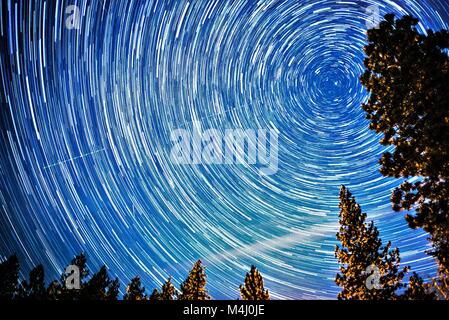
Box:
(124, 276, 147, 300)
(20, 265, 47, 300)
(402, 272, 436, 300)
(106, 278, 120, 300)
(361, 13, 449, 276)
(82, 265, 119, 300)
(46, 280, 61, 300)
(149, 288, 161, 301)
(48, 252, 119, 300)
(0, 255, 19, 300)
(178, 260, 210, 300)
(160, 277, 176, 300)
(239, 265, 270, 300)
(335, 186, 408, 299)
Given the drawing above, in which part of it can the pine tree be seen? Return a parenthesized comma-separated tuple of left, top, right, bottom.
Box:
(106, 278, 120, 300)
(160, 277, 176, 300)
(149, 288, 161, 301)
(178, 260, 210, 300)
(0, 255, 19, 299)
(124, 276, 147, 300)
(239, 265, 270, 300)
(20, 265, 47, 300)
(82, 265, 119, 300)
(360, 13, 449, 275)
(335, 186, 408, 299)
(402, 272, 436, 300)
(47, 280, 62, 300)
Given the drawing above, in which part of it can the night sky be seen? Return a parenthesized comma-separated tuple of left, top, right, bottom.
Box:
(1, 0, 448, 299)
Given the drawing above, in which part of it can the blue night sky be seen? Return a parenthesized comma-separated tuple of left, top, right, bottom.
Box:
(0, 0, 448, 299)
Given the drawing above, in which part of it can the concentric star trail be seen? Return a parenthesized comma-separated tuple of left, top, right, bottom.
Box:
(0, 0, 448, 299)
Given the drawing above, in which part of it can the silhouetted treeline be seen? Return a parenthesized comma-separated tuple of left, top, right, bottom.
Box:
(0, 254, 269, 301)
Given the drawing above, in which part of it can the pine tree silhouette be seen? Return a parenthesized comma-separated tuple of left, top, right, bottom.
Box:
(47, 280, 61, 300)
(160, 277, 176, 300)
(82, 265, 119, 300)
(239, 265, 270, 300)
(106, 278, 120, 300)
(0, 255, 19, 300)
(149, 288, 161, 300)
(178, 260, 210, 300)
(124, 276, 147, 300)
(335, 186, 408, 300)
(402, 272, 436, 300)
(20, 265, 47, 300)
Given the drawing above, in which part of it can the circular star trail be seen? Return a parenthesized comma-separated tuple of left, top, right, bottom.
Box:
(1, 0, 448, 299)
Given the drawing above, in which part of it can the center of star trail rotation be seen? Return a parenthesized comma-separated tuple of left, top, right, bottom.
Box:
(0, 0, 448, 299)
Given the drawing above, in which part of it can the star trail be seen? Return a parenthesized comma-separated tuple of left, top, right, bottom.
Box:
(0, 0, 448, 299)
